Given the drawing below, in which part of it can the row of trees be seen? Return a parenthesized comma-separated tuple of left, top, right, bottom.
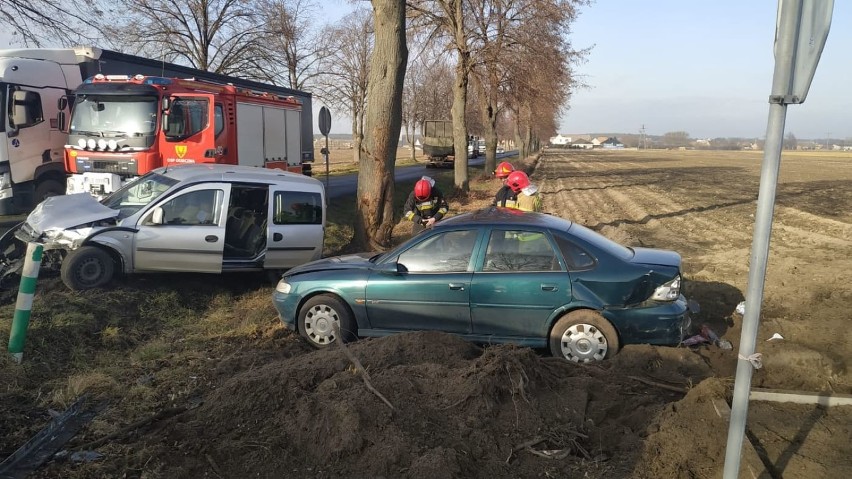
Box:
(1, 0, 588, 248)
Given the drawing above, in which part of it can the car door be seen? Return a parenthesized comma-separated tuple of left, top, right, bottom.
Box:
(265, 185, 324, 269)
(133, 183, 230, 272)
(470, 228, 571, 338)
(365, 229, 480, 334)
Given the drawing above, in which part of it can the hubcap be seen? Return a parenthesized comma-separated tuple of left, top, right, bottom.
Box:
(77, 257, 104, 285)
(560, 323, 607, 362)
(304, 304, 339, 345)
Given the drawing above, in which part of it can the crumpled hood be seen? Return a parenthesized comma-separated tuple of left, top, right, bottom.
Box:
(26, 194, 119, 235)
(286, 252, 379, 276)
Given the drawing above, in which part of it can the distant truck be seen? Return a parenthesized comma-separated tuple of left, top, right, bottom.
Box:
(421, 120, 478, 168)
(63, 74, 310, 197)
(0, 46, 314, 214)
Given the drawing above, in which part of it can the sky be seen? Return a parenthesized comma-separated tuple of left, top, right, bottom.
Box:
(1, 1, 848, 140)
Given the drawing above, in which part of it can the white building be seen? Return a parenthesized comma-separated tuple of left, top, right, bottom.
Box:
(549, 134, 572, 146)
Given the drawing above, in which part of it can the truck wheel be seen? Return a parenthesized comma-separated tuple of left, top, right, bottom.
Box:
(60, 246, 115, 290)
(34, 179, 65, 203)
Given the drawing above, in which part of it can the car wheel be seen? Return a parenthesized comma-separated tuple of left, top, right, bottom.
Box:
(34, 179, 65, 203)
(298, 294, 356, 348)
(60, 246, 115, 290)
(549, 310, 619, 362)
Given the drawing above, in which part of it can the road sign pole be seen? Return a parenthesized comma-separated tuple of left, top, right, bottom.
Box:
(324, 135, 330, 189)
(8, 243, 44, 363)
(723, 0, 833, 477)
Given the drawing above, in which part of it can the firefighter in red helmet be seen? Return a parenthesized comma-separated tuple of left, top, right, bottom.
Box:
(505, 170, 542, 212)
(491, 161, 518, 208)
(403, 176, 449, 234)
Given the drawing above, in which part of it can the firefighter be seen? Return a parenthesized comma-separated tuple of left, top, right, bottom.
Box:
(491, 161, 518, 208)
(506, 170, 542, 212)
(403, 177, 449, 234)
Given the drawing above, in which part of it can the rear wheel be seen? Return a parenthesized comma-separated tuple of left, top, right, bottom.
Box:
(298, 294, 356, 348)
(549, 310, 619, 362)
(60, 246, 115, 290)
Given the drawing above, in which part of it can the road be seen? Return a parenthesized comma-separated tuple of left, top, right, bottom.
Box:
(321, 151, 516, 199)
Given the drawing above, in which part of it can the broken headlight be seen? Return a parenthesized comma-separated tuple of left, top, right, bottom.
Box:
(651, 275, 681, 301)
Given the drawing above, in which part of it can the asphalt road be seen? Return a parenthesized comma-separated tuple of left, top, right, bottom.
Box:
(322, 151, 516, 199)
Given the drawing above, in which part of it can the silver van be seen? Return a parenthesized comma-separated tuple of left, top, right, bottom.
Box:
(7, 164, 326, 290)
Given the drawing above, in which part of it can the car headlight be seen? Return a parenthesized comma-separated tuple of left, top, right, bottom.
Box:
(0, 172, 11, 190)
(275, 281, 292, 294)
(651, 275, 681, 301)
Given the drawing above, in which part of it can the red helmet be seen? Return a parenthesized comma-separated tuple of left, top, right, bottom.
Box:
(414, 179, 432, 200)
(506, 170, 530, 193)
(494, 161, 515, 178)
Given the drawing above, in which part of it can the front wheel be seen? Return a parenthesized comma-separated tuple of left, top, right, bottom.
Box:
(549, 310, 620, 362)
(34, 179, 65, 203)
(60, 246, 115, 290)
(298, 294, 356, 348)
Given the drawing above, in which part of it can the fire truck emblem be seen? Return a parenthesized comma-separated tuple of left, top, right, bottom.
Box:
(175, 145, 188, 158)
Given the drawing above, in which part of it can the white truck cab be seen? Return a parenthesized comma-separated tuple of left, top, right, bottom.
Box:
(13, 164, 326, 290)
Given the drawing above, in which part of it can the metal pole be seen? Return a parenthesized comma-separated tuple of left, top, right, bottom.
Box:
(8, 243, 44, 363)
(324, 135, 330, 189)
(723, 0, 800, 477)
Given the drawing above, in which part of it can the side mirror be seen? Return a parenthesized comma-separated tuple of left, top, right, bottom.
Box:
(374, 261, 404, 275)
(161, 97, 170, 112)
(57, 111, 67, 132)
(151, 207, 165, 225)
(58, 96, 68, 111)
(161, 113, 170, 135)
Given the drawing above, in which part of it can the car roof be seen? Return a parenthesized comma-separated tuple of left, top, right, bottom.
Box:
(437, 207, 574, 231)
(151, 164, 323, 189)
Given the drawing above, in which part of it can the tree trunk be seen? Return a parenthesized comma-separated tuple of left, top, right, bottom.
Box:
(354, 0, 408, 250)
(481, 99, 498, 177)
(451, 1, 469, 193)
(351, 114, 362, 164)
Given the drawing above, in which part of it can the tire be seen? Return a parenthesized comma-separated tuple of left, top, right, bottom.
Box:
(549, 310, 620, 362)
(298, 294, 357, 348)
(34, 179, 65, 203)
(60, 246, 115, 290)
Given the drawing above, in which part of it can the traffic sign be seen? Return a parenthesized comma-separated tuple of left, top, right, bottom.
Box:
(319, 107, 332, 136)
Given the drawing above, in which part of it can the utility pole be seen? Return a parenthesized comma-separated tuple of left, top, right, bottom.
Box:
(825, 131, 831, 149)
(639, 124, 646, 150)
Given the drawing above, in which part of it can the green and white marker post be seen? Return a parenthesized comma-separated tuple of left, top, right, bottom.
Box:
(8, 242, 44, 363)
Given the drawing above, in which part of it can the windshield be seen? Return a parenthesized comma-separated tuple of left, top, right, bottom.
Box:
(101, 172, 179, 219)
(70, 95, 157, 137)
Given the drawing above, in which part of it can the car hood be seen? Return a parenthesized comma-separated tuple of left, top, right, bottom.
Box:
(629, 247, 681, 268)
(286, 252, 380, 276)
(26, 194, 119, 234)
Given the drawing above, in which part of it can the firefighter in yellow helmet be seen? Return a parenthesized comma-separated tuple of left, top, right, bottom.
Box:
(403, 176, 449, 234)
(505, 170, 542, 212)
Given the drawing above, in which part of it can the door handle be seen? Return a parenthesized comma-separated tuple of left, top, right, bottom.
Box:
(449, 283, 465, 291)
(205, 235, 218, 243)
(273, 232, 283, 241)
(541, 284, 558, 292)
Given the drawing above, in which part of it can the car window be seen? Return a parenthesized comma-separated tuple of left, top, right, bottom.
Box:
(273, 191, 323, 225)
(554, 234, 596, 270)
(398, 229, 477, 273)
(483, 230, 560, 272)
(148, 189, 223, 225)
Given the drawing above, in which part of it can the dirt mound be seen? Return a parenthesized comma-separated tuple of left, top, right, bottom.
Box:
(128, 332, 700, 478)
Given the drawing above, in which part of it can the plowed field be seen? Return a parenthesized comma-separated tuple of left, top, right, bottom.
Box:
(1, 149, 850, 478)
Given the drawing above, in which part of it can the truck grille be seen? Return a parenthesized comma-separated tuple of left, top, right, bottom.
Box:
(75, 158, 138, 176)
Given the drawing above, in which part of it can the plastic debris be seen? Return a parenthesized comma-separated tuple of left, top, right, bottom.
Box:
(738, 353, 763, 369)
(681, 324, 732, 350)
(54, 450, 104, 463)
(766, 333, 784, 342)
(717, 339, 733, 350)
(735, 301, 746, 316)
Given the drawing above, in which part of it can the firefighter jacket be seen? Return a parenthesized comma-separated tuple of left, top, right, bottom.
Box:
(492, 185, 519, 208)
(404, 188, 449, 223)
(516, 185, 543, 212)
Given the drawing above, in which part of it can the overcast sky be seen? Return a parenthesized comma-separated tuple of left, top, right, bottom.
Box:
(2, 1, 847, 140)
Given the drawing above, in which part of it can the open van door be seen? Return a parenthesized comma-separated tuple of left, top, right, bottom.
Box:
(265, 185, 324, 269)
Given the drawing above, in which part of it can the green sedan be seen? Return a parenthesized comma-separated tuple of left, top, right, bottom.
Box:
(272, 208, 693, 362)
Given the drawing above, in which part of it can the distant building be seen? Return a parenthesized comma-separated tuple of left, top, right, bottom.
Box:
(601, 137, 624, 149)
(549, 134, 572, 146)
(570, 139, 594, 149)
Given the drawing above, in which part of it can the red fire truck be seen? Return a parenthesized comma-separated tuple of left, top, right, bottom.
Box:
(62, 74, 311, 196)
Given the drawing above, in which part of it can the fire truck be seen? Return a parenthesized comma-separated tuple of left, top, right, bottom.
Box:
(62, 74, 311, 196)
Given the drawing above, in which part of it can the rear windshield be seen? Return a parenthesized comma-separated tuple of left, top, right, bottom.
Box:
(566, 223, 633, 260)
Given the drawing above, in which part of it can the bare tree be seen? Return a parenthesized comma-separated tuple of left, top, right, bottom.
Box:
(402, 41, 453, 162)
(408, 0, 474, 193)
(0, 0, 103, 46)
(314, 7, 373, 164)
(254, 0, 327, 90)
(98, 0, 267, 76)
(354, 0, 408, 249)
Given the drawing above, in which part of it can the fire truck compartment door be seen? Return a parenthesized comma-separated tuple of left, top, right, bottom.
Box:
(265, 185, 324, 269)
(133, 183, 231, 273)
(236, 103, 264, 168)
